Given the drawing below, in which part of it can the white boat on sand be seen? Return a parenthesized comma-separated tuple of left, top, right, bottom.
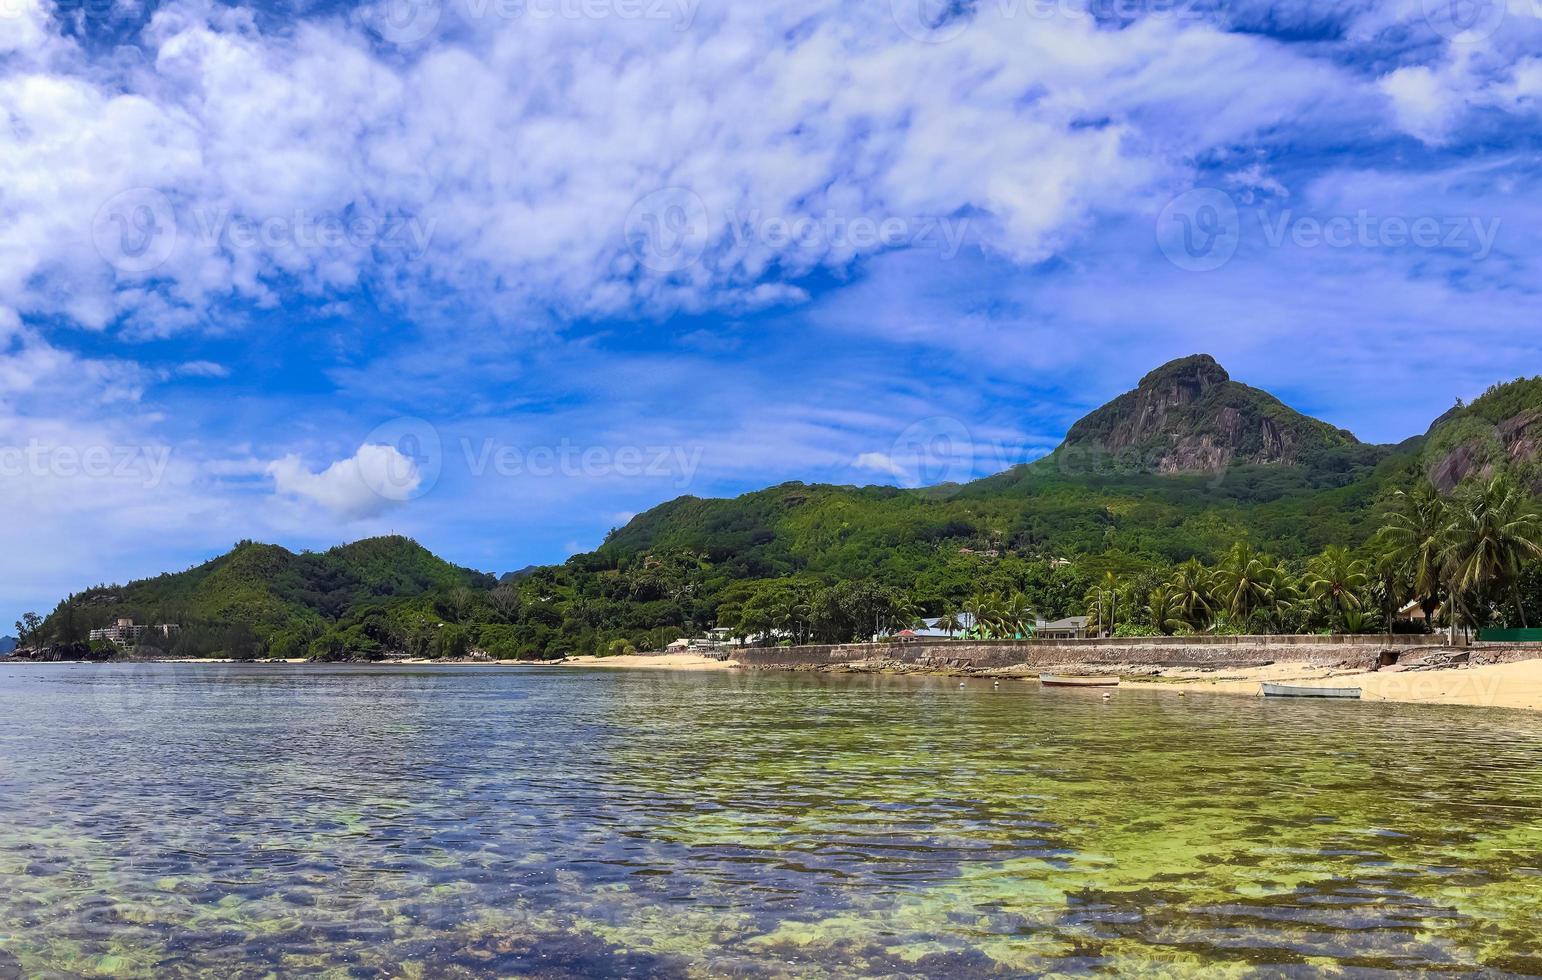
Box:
(1260, 682, 1361, 699)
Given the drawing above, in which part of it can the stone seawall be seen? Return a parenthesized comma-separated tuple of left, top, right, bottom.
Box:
(730, 634, 1455, 673)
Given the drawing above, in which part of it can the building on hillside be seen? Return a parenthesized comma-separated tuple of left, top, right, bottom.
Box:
(88, 619, 181, 646)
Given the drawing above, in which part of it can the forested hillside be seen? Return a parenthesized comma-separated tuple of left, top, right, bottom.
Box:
(25, 357, 1542, 660)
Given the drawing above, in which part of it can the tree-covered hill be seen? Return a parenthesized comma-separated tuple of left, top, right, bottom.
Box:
(26, 358, 1542, 660)
(38, 536, 495, 659)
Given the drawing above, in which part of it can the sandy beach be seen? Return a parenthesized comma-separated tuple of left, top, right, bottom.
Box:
(12, 651, 1542, 710)
(559, 652, 740, 670)
(640, 649, 1542, 711)
(1121, 658, 1542, 711)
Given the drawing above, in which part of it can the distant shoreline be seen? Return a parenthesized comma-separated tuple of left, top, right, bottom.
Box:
(8, 651, 1539, 711)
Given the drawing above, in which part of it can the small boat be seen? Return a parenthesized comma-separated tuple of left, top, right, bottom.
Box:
(1260, 682, 1361, 699)
(1039, 675, 1120, 688)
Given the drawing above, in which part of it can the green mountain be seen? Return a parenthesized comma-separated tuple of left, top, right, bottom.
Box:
(28, 357, 1542, 660)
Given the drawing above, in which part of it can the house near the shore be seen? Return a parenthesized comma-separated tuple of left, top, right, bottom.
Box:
(1395, 599, 1441, 623)
(669, 628, 752, 652)
(1036, 616, 1090, 640)
(911, 613, 978, 639)
(909, 613, 1090, 640)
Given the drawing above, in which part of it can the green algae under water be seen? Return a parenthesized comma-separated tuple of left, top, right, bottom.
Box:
(1, 663, 1540, 978)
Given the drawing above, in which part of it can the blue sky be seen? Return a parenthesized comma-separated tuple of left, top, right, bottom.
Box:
(3, 0, 1542, 626)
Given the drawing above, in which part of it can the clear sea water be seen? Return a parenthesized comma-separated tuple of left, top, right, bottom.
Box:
(1, 663, 1539, 977)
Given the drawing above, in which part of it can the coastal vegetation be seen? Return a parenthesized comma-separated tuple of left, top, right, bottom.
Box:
(20, 357, 1542, 660)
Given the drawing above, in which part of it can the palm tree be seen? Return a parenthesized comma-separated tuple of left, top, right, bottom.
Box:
(1303, 545, 1369, 632)
(935, 608, 963, 639)
(963, 594, 997, 639)
(889, 594, 925, 635)
(1441, 474, 1542, 635)
(1213, 542, 1271, 625)
(1252, 560, 1300, 634)
(998, 591, 1035, 639)
(775, 595, 811, 644)
(1147, 586, 1186, 635)
(1083, 572, 1121, 636)
(1376, 481, 1448, 624)
(1167, 558, 1214, 629)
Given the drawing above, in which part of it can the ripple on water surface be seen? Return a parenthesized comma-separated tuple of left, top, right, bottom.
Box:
(1, 664, 1540, 977)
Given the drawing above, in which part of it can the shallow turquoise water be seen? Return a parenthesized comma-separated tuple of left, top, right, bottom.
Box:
(1, 663, 1540, 977)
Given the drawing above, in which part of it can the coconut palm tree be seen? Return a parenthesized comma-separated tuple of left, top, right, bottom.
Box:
(1167, 558, 1214, 629)
(1303, 545, 1369, 632)
(775, 595, 811, 644)
(963, 594, 997, 639)
(1252, 560, 1300, 634)
(1147, 586, 1186, 635)
(1212, 542, 1271, 624)
(1083, 572, 1122, 636)
(998, 591, 1035, 638)
(1376, 481, 1448, 624)
(889, 594, 925, 635)
(1440, 474, 1542, 635)
(935, 608, 963, 639)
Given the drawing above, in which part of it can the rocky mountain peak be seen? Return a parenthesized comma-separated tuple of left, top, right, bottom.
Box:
(1059, 354, 1356, 474)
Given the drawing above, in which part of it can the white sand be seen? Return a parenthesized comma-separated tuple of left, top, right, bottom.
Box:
(1124, 658, 1542, 711)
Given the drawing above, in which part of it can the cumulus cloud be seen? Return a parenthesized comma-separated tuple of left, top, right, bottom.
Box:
(267, 443, 422, 520)
(0, 0, 1403, 334)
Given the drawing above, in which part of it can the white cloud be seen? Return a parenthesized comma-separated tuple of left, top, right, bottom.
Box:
(853, 451, 907, 479)
(173, 360, 229, 378)
(0, 0, 1401, 333)
(1381, 65, 1464, 144)
(267, 443, 421, 520)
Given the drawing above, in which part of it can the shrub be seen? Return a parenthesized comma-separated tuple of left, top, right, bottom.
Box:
(1112, 623, 1160, 638)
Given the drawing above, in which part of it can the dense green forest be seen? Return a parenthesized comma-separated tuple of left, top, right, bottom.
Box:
(21, 358, 1542, 660)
